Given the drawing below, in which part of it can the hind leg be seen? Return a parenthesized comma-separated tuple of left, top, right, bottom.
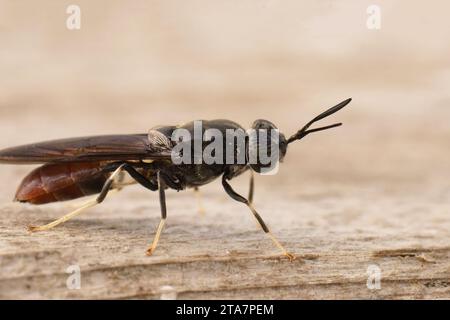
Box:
(28, 164, 126, 232)
(64, 170, 132, 209)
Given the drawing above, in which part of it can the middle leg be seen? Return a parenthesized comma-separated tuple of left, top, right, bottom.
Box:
(248, 170, 254, 205)
(146, 171, 167, 256)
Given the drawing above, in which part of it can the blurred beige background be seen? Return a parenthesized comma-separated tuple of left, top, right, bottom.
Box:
(0, 0, 450, 299)
(0, 0, 449, 190)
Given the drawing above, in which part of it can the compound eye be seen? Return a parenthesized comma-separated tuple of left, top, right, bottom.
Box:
(248, 128, 281, 175)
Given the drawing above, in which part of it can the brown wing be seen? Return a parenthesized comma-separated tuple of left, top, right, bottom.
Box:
(0, 134, 172, 164)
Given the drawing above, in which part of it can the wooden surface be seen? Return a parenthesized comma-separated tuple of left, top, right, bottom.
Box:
(1, 177, 450, 299)
(1, 1, 450, 299)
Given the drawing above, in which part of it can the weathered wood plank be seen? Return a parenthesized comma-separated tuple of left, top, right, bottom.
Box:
(1, 183, 450, 299)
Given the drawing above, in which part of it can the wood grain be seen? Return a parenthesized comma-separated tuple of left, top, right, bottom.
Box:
(1, 180, 450, 299)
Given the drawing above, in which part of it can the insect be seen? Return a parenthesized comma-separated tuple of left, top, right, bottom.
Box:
(0, 98, 351, 260)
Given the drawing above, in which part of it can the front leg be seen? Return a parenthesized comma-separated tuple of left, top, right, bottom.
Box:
(222, 174, 295, 261)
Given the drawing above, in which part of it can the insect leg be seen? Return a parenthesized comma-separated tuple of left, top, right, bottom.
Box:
(222, 175, 295, 261)
(114, 170, 126, 190)
(248, 170, 254, 205)
(64, 170, 132, 210)
(193, 187, 205, 216)
(101, 162, 158, 191)
(146, 171, 167, 256)
(28, 164, 127, 232)
(120, 164, 158, 191)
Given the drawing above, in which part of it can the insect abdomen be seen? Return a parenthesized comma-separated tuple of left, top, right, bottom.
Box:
(15, 162, 109, 205)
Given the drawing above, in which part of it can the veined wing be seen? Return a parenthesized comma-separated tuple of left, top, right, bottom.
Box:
(0, 133, 173, 164)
